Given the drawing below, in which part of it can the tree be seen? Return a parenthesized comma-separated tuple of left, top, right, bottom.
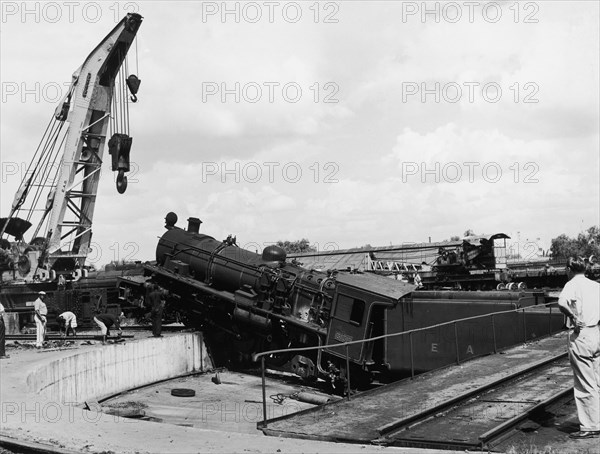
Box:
(276, 239, 316, 254)
(550, 226, 600, 260)
(463, 229, 475, 237)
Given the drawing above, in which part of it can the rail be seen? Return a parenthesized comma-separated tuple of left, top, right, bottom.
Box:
(376, 351, 569, 446)
(252, 301, 561, 425)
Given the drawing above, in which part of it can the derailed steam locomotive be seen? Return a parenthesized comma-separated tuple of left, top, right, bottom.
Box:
(144, 213, 565, 387)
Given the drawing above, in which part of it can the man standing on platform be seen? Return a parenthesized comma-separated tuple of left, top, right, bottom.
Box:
(34, 291, 48, 348)
(0, 302, 9, 359)
(558, 257, 600, 439)
(148, 284, 164, 337)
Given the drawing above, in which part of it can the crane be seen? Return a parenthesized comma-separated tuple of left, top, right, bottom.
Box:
(0, 13, 143, 284)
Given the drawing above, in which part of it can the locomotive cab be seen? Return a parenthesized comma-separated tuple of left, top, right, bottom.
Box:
(325, 273, 415, 378)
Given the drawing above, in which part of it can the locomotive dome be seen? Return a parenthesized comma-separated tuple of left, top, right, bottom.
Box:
(262, 245, 286, 263)
(164, 212, 178, 228)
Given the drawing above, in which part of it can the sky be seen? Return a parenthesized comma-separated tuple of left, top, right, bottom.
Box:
(1, 1, 599, 267)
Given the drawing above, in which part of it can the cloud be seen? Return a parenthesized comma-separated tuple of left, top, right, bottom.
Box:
(1, 2, 598, 264)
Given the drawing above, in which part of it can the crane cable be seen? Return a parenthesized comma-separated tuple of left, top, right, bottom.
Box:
(6, 116, 55, 217)
(135, 35, 139, 76)
(4, 115, 67, 243)
(29, 130, 68, 240)
(25, 119, 67, 224)
(111, 49, 131, 137)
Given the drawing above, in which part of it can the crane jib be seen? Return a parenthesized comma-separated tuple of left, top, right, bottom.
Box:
(0, 13, 143, 284)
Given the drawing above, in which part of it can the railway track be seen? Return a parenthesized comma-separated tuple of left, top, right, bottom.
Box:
(5, 324, 187, 341)
(375, 352, 572, 451)
(6, 334, 134, 341)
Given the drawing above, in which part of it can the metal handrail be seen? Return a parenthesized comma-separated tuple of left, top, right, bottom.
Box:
(253, 301, 560, 425)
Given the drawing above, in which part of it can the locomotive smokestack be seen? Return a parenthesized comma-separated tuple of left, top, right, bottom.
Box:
(187, 217, 202, 233)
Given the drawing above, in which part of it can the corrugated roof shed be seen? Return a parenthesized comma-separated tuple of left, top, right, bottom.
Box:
(289, 240, 463, 271)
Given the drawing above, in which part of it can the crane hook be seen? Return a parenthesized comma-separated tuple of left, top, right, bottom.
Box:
(116, 170, 128, 194)
(126, 75, 141, 104)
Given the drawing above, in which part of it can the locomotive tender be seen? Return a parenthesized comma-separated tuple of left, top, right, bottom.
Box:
(147, 213, 565, 387)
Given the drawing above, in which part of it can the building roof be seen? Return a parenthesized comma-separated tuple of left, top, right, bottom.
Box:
(289, 234, 510, 272)
(289, 240, 461, 271)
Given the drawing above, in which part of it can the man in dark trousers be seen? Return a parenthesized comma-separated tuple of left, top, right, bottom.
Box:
(148, 284, 164, 337)
(93, 312, 123, 344)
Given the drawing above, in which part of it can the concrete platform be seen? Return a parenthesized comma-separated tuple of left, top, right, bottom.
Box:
(0, 332, 457, 454)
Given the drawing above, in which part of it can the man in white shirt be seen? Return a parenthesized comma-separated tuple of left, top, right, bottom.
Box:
(558, 257, 600, 439)
(33, 291, 48, 348)
(56, 311, 78, 337)
(0, 302, 8, 359)
(413, 272, 423, 289)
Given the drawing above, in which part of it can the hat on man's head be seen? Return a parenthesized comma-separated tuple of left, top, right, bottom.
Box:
(38, 291, 46, 295)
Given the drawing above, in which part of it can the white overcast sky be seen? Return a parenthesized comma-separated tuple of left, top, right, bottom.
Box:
(1, 1, 599, 266)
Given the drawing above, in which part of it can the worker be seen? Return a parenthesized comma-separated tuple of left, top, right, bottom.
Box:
(34, 291, 48, 348)
(148, 284, 164, 337)
(414, 272, 423, 289)
(93, 312, 123, 344)
(56, 311, 78, 337)
(0, 302, 8, 359)
(557, 257, 600, 439)
(57, 274, 66, 289)
(94, 294, 104, 313)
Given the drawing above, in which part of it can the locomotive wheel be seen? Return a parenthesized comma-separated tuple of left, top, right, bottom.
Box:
(171, 388, 196, 397)
(233, 333, 259, 354)
(351, 369, 374, 390)
(179, 311, 202, 329)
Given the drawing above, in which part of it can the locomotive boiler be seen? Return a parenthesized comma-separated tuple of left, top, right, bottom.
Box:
(146, 213, 565, 389)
